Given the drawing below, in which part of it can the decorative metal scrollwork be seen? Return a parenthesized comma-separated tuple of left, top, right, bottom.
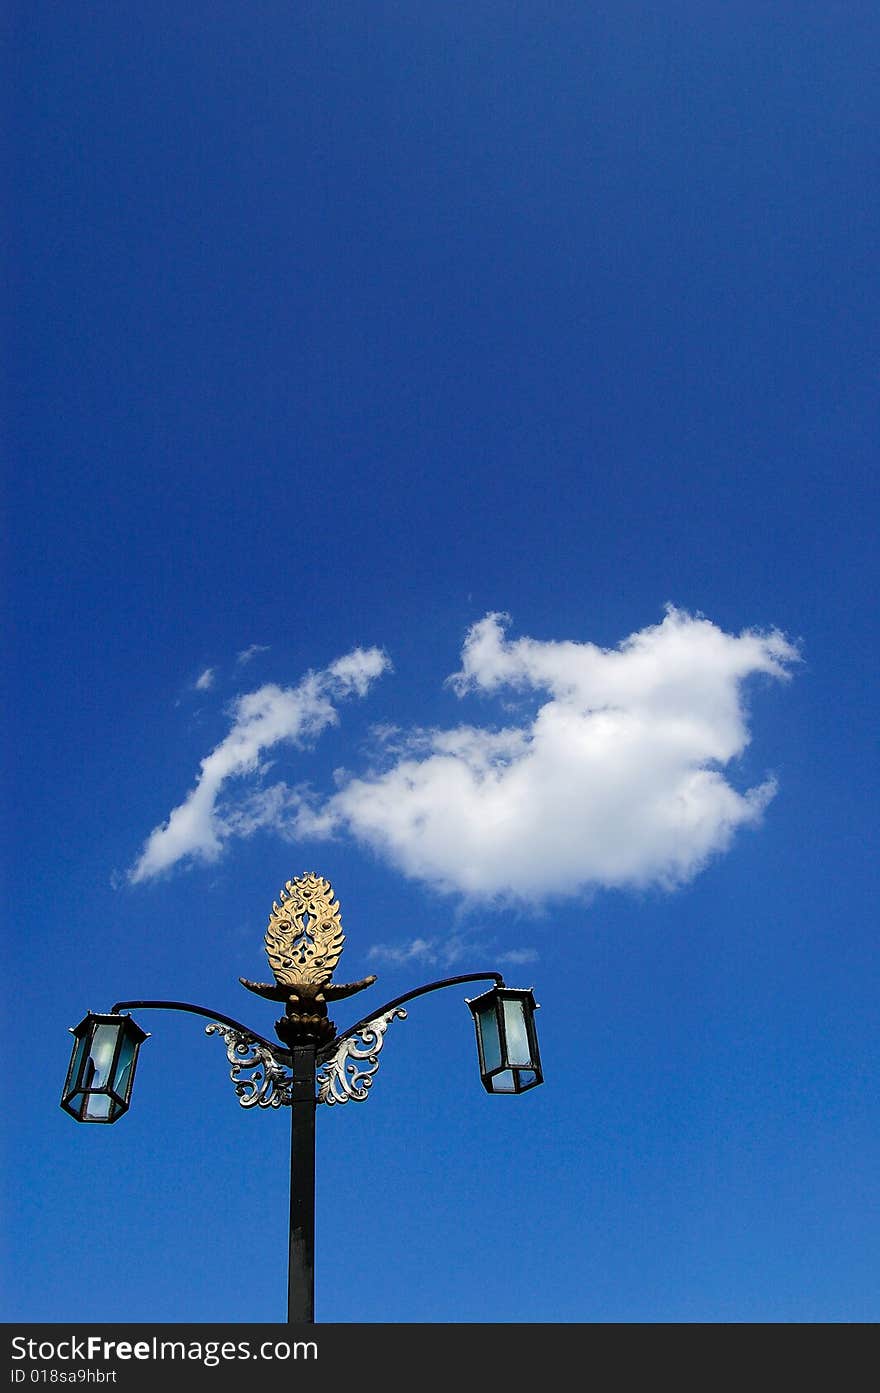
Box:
(207, 1007, 406, 1107)
(315, 1008, 407, 1105)
(205, 1023, 293, 1108)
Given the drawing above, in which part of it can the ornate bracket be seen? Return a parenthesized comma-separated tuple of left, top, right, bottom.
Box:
(315, 1008, 407, 1105)
(206, 1009, 407, 1107)
(205, 1023, 293, 1108)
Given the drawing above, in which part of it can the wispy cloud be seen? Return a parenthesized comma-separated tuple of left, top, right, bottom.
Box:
(367, 936, 463, 967)
(237, 644, 270, 666)
(366, 936, 539, 968)
(128, 646, 391, 883)
(129, 608, 800, 906)
(194, 667, 215, 691)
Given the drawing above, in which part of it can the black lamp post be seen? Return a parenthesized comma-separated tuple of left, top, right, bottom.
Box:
(61, 873, 543, 1324)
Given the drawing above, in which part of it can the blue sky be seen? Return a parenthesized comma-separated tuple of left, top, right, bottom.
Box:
(4, 3, 878, 1324)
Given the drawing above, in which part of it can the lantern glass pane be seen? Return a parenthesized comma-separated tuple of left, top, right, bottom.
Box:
(501, 997, 532, 1067)
(65, 1032, 89, 1093)
(476, 1003, 501, 1073)
(82, 1092, 113, 1121)
(114, 1034, 137, 1102)
(490, 1070, 516, 1093)
(87, 1024, 121, 1088)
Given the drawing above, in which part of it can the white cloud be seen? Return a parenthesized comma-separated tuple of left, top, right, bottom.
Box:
(128, 646, 391, 883)
(301, 607, 800, 904)
(128, 609, 800, 907)
(194, 667, 215, 691)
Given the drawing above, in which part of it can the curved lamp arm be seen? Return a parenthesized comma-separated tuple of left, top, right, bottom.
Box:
(110, 999, 290, 1063)
(318, 971, 504, 1061)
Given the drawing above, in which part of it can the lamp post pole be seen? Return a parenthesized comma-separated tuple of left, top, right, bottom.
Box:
(288, 1041, 317, 1324)
(61, 873, 544, 1325)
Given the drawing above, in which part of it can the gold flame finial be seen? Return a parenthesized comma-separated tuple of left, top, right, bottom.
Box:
(266, 872, 345, 988)
(239, 873, 377, 1045)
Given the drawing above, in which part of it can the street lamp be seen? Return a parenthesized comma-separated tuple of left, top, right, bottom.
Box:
(467, 985, 543, 1094)
(60, 1012, 150, 1123)
(61, 872, 543, 1324)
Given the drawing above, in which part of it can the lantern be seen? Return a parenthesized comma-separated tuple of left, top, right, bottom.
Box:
(466, 986, 543, 1094)
(61, 1013, 149, 1123)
